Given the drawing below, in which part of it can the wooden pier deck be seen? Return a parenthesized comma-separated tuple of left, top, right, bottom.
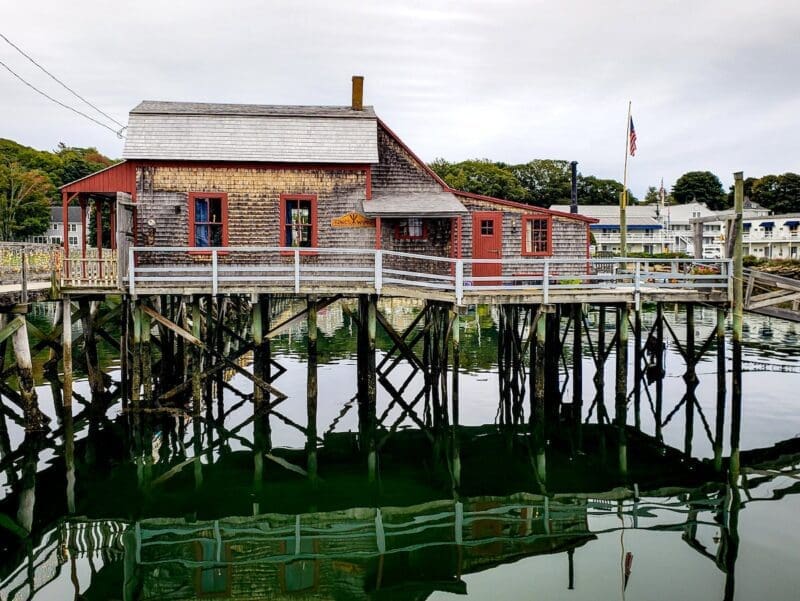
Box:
(55, 246, 733, 306)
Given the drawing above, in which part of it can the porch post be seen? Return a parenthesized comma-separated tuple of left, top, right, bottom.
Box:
(80, 196, 87, 281)
(62, 191, 70, 278)
(374, 216, 382, 250)
(110, 200, 117, 251)
(95, 197, 103, 279)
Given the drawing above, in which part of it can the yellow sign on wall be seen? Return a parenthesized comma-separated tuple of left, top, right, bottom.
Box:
(331, 212, 375, 228)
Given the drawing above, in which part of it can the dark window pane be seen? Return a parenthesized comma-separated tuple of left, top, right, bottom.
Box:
(210, 224, 223, 246)
(481, 220, 494, 235)
(209, 198, 222, 223)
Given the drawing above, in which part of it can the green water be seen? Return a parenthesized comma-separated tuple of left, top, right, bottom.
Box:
(1, 302, 799, 600)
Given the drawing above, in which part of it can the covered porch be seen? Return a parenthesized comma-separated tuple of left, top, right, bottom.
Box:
(58, 162, 135, 289)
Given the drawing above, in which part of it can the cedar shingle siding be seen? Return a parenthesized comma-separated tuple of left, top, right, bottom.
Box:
(116, 101, 592, 270)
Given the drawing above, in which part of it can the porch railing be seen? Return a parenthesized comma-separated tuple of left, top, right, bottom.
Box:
(61, 249, 118, 289)
(122, 246, 732, 304)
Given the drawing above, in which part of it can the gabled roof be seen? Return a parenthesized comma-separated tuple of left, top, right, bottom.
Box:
(123, 101, 379, 163)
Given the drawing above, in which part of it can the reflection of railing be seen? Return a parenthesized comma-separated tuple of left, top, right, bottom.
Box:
(127, 247, 732, 305)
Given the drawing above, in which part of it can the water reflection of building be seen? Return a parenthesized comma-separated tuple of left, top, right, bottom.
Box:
(127, 496, 591, 601)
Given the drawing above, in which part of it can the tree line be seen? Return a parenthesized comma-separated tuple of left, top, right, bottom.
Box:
(431, 159, 800, 214)
(0, 138, 113, 241)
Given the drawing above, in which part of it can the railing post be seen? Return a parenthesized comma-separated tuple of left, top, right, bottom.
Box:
(128, 247, 135, 297)
(20, 245, 28, 304)
(543, 259, 550, 304)
(374, 250, 383, 294)
(212, 249, 218, 296)
(455, 260, 464, 305)
(634, 260, 641, 310)
(294, 250, 300, 293)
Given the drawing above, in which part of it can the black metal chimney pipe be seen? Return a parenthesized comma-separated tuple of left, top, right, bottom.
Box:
(570, 161, 578, 214)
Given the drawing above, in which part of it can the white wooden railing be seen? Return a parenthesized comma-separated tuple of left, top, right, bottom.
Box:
(122, 246, 732, 305)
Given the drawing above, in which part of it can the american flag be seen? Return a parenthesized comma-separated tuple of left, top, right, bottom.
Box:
(629, 116, 637, 156)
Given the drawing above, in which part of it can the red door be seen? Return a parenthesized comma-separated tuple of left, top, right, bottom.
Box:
(472, 212, 503, 284)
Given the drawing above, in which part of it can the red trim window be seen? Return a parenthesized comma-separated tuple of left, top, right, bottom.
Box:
(521, 215, 552, 256)
(394, 218, 427, 240)
(279, 194, 318, 249)
(189, 193, 228, 248)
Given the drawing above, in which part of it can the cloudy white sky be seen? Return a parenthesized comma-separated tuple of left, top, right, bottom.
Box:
(2, 0, 799, 197)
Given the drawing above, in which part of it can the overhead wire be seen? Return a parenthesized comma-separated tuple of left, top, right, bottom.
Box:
(0, 31, 126, 130)
(0, 58, 125, 138)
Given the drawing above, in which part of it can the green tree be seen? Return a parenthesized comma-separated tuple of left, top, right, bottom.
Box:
(577, 176, 636, 205)
(0, 162, 53, 240)
(749, 173, 800, 213)
(430, 158, 526, 201)
(510, 159, 571, 207)
(672, 171, 728, 209)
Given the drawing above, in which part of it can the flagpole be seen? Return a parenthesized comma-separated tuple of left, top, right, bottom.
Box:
(620, 100, 631, 258)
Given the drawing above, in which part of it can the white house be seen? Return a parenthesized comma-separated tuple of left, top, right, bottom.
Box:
(27, 207, 84, 247)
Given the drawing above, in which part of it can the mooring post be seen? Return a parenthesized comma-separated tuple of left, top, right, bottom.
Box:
(62, 297, 73, 409)
(307, 297, 319, 481)
(633, 306, 643, 430)
(730, 172, 744, 480)
(252, 294, 265, 406)
(615, 304, 629, 477)
(451, 308, 461, 488)
(684, 303, 696, 457)
(572, 304, 583, 450)
(655, 302, 664, 442)
(714, 306, 727, 472)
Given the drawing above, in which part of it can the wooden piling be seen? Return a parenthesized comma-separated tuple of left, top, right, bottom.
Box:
(79, 299, 104, 402)
(544, 308, 561, 421)
(730, 172, 744, 479)
(655, 303, 664, 442)
(451, 308, 461, 488)
(140, 302, 153, 404)
(532, 306, 547, 483)
(131, 301, 142, 405)
(307, 297, 318, 480)
(714, 306, 727, 472)
(633, 307, 642, 430)
(366, 295, 377, 481)
(62, 298, 73, 409)
(615, 304, 629, 477)
(572, 304, 583, 449)
(684, 303, 696, 456)
(12, 316, 42, 430)
(191, 297, 202, 413)
(594, 305, 607, 424)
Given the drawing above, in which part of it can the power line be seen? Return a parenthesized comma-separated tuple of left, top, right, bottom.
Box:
(0, 31, 126, 129)
(0, 58, 125, 138)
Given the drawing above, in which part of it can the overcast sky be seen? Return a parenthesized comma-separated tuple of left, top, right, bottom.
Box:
(2, 0, 799, 198)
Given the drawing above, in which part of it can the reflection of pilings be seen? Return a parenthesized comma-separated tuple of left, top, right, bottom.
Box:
(615, 304, 628, 477)
(714, 307, 727, 472)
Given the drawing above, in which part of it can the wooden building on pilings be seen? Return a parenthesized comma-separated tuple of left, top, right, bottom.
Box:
(0, 78, 743, 491)
(57, 77, 595, 287)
